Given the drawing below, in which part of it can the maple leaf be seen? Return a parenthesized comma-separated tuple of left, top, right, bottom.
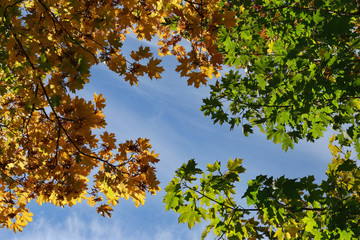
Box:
(134, 23, 154, 41)
(93, 92, 106, 110)
(130, 46, 153, 61)
(175, 57, 192, 77)
(187, 72, 207, 88)
(11, 220, 25, 233)
(132, 193, 146, 207)
(96, 204, 113, 218)
(100, 132, 117, 150)
(147, 58, 164, 80)
(223, 10, 237, 29)
(86, 196, 97, 207)
(200, 64, 219, 79)
(20, 212, 33, 224)
(104, 185, 118, 206)
(267, 40, 275, 55)
(125, 73, 139, 86)
(106, 54, 127, 74)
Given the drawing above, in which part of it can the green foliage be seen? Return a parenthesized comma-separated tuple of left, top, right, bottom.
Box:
(165, 0, 360, 239)
(165, 148, 360, 239)
(201, 0, 360, 152)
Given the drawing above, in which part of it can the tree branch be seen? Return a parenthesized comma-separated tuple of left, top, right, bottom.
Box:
(36, 0, 98, 63)
(250, 4, 359, 16)
(6, 14, 120, 173)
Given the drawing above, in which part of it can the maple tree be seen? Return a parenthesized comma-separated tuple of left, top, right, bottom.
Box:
(0, 0, 238, 233)
(164, 0, 360, 239)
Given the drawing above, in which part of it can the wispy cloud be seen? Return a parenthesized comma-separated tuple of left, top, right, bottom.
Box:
(9, 207, 204, 240)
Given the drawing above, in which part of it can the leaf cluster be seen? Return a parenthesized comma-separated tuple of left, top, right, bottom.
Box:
(201, 0, 360, 152)
(0, 0, 244, 231)
(165, 0, 360, 239)
(165, 142, 360, 239)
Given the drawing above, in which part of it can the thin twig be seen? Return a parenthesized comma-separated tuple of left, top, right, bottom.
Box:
(36, 0, 98, 64)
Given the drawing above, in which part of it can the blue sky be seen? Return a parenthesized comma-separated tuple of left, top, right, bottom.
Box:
(1, 37, 333, 240)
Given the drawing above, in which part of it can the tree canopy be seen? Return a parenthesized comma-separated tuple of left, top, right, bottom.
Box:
(202, 0, 360, 151)
(2, 0, 360, 239)
(164, 0, 360, 239)
(0, 0, 235, 232)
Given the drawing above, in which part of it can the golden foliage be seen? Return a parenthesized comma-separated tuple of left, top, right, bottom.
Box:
(0, 0, 236, 232)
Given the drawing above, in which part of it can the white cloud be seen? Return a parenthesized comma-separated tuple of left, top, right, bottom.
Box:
(8, 209, 204, 240)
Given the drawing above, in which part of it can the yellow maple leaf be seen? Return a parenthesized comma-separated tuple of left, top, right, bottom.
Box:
(267, 40, 275, 54)
(105, 185, 118, 206)
(36, 194, 45, 206)
(273, 228, 284, 239)
(11, 221, 24, 233)
(240, 5, 245, 13)
(83, 196, 94, 207)
(132, 192, 146, 207)
(93, 93, 106, 110)
(20, 212, 33, 224)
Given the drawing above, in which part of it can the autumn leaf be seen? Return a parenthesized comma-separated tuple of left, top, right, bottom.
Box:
(97, 204, 113, 218)
(94, 92, 106, 110)
(130, 46, 153, 61)
(175, 57, 192, 77)
(187, 72, 207, 88)
(267, 40, 275, 55)
(147, 58, 164, 80)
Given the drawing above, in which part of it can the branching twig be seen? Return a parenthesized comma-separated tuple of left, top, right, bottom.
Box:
(36, 0, 98, 63)
(6, 11, 120, 173)
(250, 5, 359, 16)
(184, 0, 204, 18)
